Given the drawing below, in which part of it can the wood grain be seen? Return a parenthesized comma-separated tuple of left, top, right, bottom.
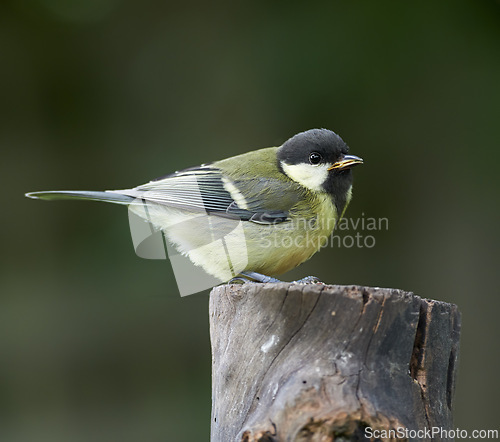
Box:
(209, 283, 460, 441)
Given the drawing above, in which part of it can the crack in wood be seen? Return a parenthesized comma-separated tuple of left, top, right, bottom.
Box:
(446, 305, 461, 411)
(409, 300, 433, 431)
(354, 293, 387, 411)
(241, 285, 324, 430)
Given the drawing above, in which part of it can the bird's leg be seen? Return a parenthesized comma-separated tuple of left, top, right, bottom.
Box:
(229, 271, 323, 285)
(239, 271, 283, 283)
(228, 271, 283, 284)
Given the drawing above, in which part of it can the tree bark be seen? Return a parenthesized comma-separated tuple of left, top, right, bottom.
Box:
(209, 283, 461, 442)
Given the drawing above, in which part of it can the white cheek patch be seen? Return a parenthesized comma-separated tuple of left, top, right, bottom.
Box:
(281, 162, 330, 192)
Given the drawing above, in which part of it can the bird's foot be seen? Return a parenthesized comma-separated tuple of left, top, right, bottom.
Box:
(229, 271, 282, 284)
(228, 276, 252, 284)
(229, 272, 323, 285)
(291, 275, 324, 284)
(236, 271, 283, 283)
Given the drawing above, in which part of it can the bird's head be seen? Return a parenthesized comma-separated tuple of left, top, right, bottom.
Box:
(277, 128, 363, 214)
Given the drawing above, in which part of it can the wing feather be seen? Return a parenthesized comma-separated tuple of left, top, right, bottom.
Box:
(114, 166, 291, 224)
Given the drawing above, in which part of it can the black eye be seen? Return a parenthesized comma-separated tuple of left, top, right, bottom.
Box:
(309, 152, 322, 165)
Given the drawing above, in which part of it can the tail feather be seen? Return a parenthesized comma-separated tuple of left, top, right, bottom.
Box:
(25, 190, 135, 205)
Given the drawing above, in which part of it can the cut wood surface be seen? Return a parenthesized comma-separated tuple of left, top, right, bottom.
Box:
(209, 283, 461, 442)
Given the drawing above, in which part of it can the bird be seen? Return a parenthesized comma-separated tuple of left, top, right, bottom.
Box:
(26, 129, 362, 288)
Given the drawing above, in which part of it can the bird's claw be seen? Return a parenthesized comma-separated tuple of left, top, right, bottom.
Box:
(229, 276, 251, 284)
(291, 276, 324, 284)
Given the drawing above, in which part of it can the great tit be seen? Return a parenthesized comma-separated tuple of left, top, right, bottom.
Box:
(26, 129, 362, 284)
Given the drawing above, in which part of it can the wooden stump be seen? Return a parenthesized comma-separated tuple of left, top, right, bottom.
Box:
(209, 283, 461, 442)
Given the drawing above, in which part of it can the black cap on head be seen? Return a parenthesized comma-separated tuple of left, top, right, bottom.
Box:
(277, 129, 349, 166)
(277, 129, 356, 216)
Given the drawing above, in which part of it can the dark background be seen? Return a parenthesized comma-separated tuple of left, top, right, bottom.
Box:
(2, 1, 499, 440)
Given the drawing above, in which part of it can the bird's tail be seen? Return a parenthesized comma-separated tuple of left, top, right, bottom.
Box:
(25, 190, 135, 205)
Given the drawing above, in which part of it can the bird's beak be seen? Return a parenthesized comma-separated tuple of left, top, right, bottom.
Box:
(328, 154, 364, 171)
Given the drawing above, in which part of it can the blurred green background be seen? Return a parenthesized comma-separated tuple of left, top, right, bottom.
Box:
(2, 0, 499, 440)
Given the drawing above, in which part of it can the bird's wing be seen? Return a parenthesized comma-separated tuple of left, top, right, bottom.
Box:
(115, 165, 297, 224)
